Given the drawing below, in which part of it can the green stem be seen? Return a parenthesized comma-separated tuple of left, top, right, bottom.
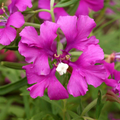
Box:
(50, 0, 55, 22)
(63, 99, 67, 120)
(23, 9, 51, 14)
(50, 9, 55, 22)
(24, 22, 40, 28)
(81, 95, 106, 116)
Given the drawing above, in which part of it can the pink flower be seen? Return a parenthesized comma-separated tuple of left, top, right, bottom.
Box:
(102, 61, 120, 97)
(19, 15, 107, 100)
(75, 0, 104, 16)
(0, 0, 32, 45)
(8, 0, 32, 14)
(38, 0, 68, 21)
(38, 0, 104, 21)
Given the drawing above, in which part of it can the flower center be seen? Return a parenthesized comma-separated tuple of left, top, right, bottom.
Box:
(56, 62, 69, 75)
(53, 53, 70, 75)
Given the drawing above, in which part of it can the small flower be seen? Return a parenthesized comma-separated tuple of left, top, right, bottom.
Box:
(8, 0, 32, 14)
(38, 0, 68, 21)
(75, 0, 104, 16)
(102, 61, 120, 97)
(38, 0, 104, 21)
(0, 2, 25, 45)
(19, 15, 107, 100)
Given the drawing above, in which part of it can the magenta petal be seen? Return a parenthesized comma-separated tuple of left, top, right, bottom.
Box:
(83, 65, 106, 87)
(15, 0, 32, 12)
(78, 45, 104, 66)
(0, 27, 16, 45)
(39, 12, 51, 20)
(101, 61, 115, 77)
(0, 9, 4, 15)
(105, 79, 117, 87)
(18, 41, 40, 63)
(48, 76, 69, 100)
(57, 16, 77, 44)
(40, 21, 59, 48)
(87, 0, 104, 12)
(23, 64, 43, 84)
(33, 53, 50, 75)
(54, 8, 68, 21)
(26, 68, 68, 100)
(20, 26, 41, 47)
(38, 0, 51, 20)
(113, 70, 120, 81)
(7, 12, 25, 28)
(77, 15, 96, 40)
(27, 80, 47, 99)
(74, 36, 99, 51)
(38, 0, 50, 9)
(75, 0, 89, 16)
(67, 68, 88, 97)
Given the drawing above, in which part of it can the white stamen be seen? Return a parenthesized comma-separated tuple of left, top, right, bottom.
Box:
(56, 62, 69, 75)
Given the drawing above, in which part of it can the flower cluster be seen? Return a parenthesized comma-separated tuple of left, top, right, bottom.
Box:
(18, 15, 108, 100)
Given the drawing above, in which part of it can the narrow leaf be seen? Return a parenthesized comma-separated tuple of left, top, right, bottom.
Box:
(0, 61, 28, 70)
(96, 90, 104, 119)
(54, 0, 79, 8)
(0, 77, 27, 95)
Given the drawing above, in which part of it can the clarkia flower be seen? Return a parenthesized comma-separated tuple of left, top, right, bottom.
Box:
(102, 61, 120, 97)
(8, 0, 32, 14)
(75, 0, 104, 16)
(19, 15, 107, 100)
(0, 0, 32, 45)
(38, 0, 104, 21)
(38, 0, 68, 21)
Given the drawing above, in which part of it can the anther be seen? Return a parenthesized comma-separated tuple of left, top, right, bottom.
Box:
(54, 54, 60, 58)
(1, 3, 5, 13)
(65, 55, 70, 60)
(54, 62, 58, 67)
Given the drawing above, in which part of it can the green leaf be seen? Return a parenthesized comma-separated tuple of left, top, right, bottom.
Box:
(21, 87, 30, 119)
(54, 0, 79, 8)
(0, 77, 27, 95)
(3, 46, 18, 51)
(96, 90, 104, 119)
(67, 0, 79, 15)
(77, 98, 83, 115)
(67, 110, 79, 118)
(52, 102, 61, 115)
(0, 61, 28, 70)
(0, 65, 23, 83)
(0, 100, 13, 120)
(0, 103, 25, 117)
(0, 97, 7, 103)
(40, 95, 62, 110)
